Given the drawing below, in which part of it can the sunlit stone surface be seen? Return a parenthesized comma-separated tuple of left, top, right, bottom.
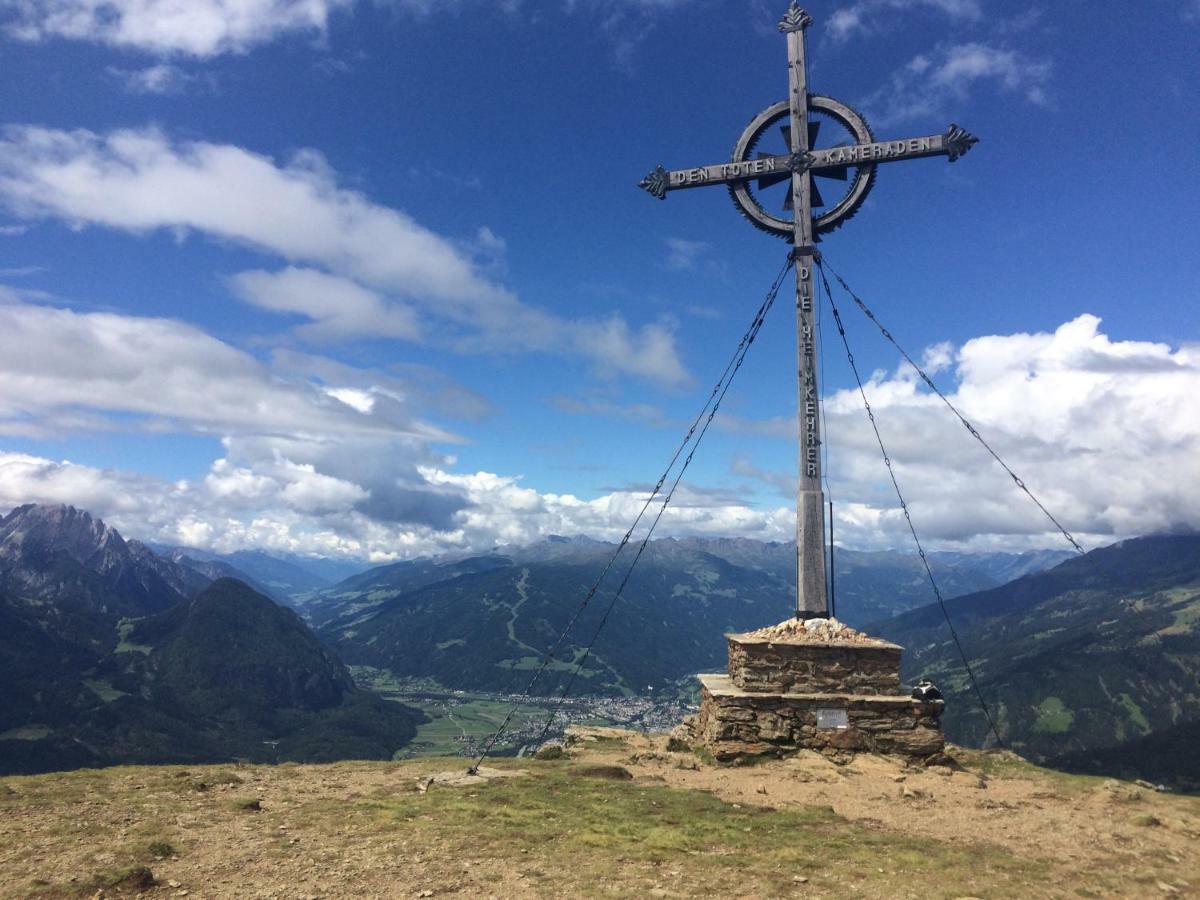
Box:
(681, 617, 945, 764)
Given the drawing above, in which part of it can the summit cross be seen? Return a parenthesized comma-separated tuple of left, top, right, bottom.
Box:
(639, 2, 978, 620)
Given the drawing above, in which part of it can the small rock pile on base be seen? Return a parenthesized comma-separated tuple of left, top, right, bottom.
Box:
(678, 616, 945, 764)
(745, 616, 872, 644)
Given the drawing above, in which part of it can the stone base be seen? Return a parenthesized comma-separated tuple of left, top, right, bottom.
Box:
(727, 633, 903, 695)
(693, 673, 945, 764)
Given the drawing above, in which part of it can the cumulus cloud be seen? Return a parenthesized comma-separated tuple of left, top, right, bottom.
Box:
(0, 297, 749, 558)
(1, 0, 350, 56)
(1, 0, 693, 63)
(230, 267, 423, 343)
(0, 449, 792, 561)
(0, 294, 483, 548)
(827, 0, 981, 43)
(863, 42, 1051, 125)
(809, 315, 1200, 550)
(0, 125, 688, 385)
(0, 126, 499, 304)
(559, 314, 1200, 553)
(0, 298, 450, 442)
(1, 311, 1194, 558)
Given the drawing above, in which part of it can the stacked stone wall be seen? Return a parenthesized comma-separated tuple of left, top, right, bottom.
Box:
(727, 637, 902, 695)
(694, 675, 944, 763)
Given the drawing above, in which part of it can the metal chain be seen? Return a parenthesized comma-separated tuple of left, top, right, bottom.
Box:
(819, 256, 1085, 556)
(468, 256, 795, 771)
(816, 261, 1006, 750)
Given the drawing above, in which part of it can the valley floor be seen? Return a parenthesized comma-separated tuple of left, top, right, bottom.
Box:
(1, 730, 1198, 898)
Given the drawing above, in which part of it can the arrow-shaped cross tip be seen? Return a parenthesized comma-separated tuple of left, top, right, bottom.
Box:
(944, 124, 979, 162)
(639, 165, 669, 200)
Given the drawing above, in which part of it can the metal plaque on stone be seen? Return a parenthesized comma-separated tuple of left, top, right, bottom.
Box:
(816, 708, 850, 731)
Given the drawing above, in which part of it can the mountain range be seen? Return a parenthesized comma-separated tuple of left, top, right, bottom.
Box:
(151, 544, 370, 604)
(308, 535, 1072, 697)
(5, 501, 1198, 789)
(306, 530, 1200, 787)
(0, 504, 421, 775)
(875, 533, 1200, 789)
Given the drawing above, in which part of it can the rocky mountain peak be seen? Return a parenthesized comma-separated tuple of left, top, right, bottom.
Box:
(0, 503, 199, 618)
(0, 503, 128, 569)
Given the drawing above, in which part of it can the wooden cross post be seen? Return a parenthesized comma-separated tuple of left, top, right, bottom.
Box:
(639, 1, 978, 620)
(781, 5, 826, 620)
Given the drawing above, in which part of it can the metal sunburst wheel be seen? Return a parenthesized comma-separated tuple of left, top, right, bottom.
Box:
(728, 95, 878, 240)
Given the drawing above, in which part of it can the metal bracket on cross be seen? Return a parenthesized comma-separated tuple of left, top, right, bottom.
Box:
(637, 2, 979, 619)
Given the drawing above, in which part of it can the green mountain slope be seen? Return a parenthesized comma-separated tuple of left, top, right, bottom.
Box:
(1052, 718, 1200, 790)
(1, 579, 423, 775)
(0, 505, 423, 775)
(305, 552, 514, 627)
(313, 537, 1071, 696)
(873, 534, 1200, 785)
(319, 551, 788, 696)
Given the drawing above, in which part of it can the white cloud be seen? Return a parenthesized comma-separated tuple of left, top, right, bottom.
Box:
(2, 0, 350, 56)
(415, 467, 793, 551)
(0, 296, 751, 557)
(1, 313, 1195, 559)
(0, 126, 499, 305)
(0, 125, 688, 386)
(275, 459, 368, 513)
(808, 315, 1200, 550)
(230, 266, 423, 342)
(0, 294, 477, 549)
(325, 387, 375, 414)
(0, 449, 792, 561)
(0, 297, 452, 442)
(562, 0, 701, 73)
(1, 0, 692, 62)
(827, 0, 981, 43)
(663, 237, 709, 272)
(862, 42, 1051, 125)
(106, 63, 206, 95)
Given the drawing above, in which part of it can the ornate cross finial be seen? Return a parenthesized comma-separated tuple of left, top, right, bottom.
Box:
(778, 2, 813, 33)
(638, 165, 669, 200)
(944, 124, 979, 162)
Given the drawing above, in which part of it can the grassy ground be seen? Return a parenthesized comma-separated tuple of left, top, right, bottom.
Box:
(2, 733, 1198, 898)
(2, 759, 1038, 898)
(362, 762, 1044, 898)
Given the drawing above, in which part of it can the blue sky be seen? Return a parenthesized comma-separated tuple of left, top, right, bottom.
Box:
(0, 0, 1197, 560)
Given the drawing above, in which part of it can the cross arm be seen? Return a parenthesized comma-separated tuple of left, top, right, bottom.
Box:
(638, 124, 978, 199)
(807, 124, 979, 170)
(638, 155, 792, 199)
